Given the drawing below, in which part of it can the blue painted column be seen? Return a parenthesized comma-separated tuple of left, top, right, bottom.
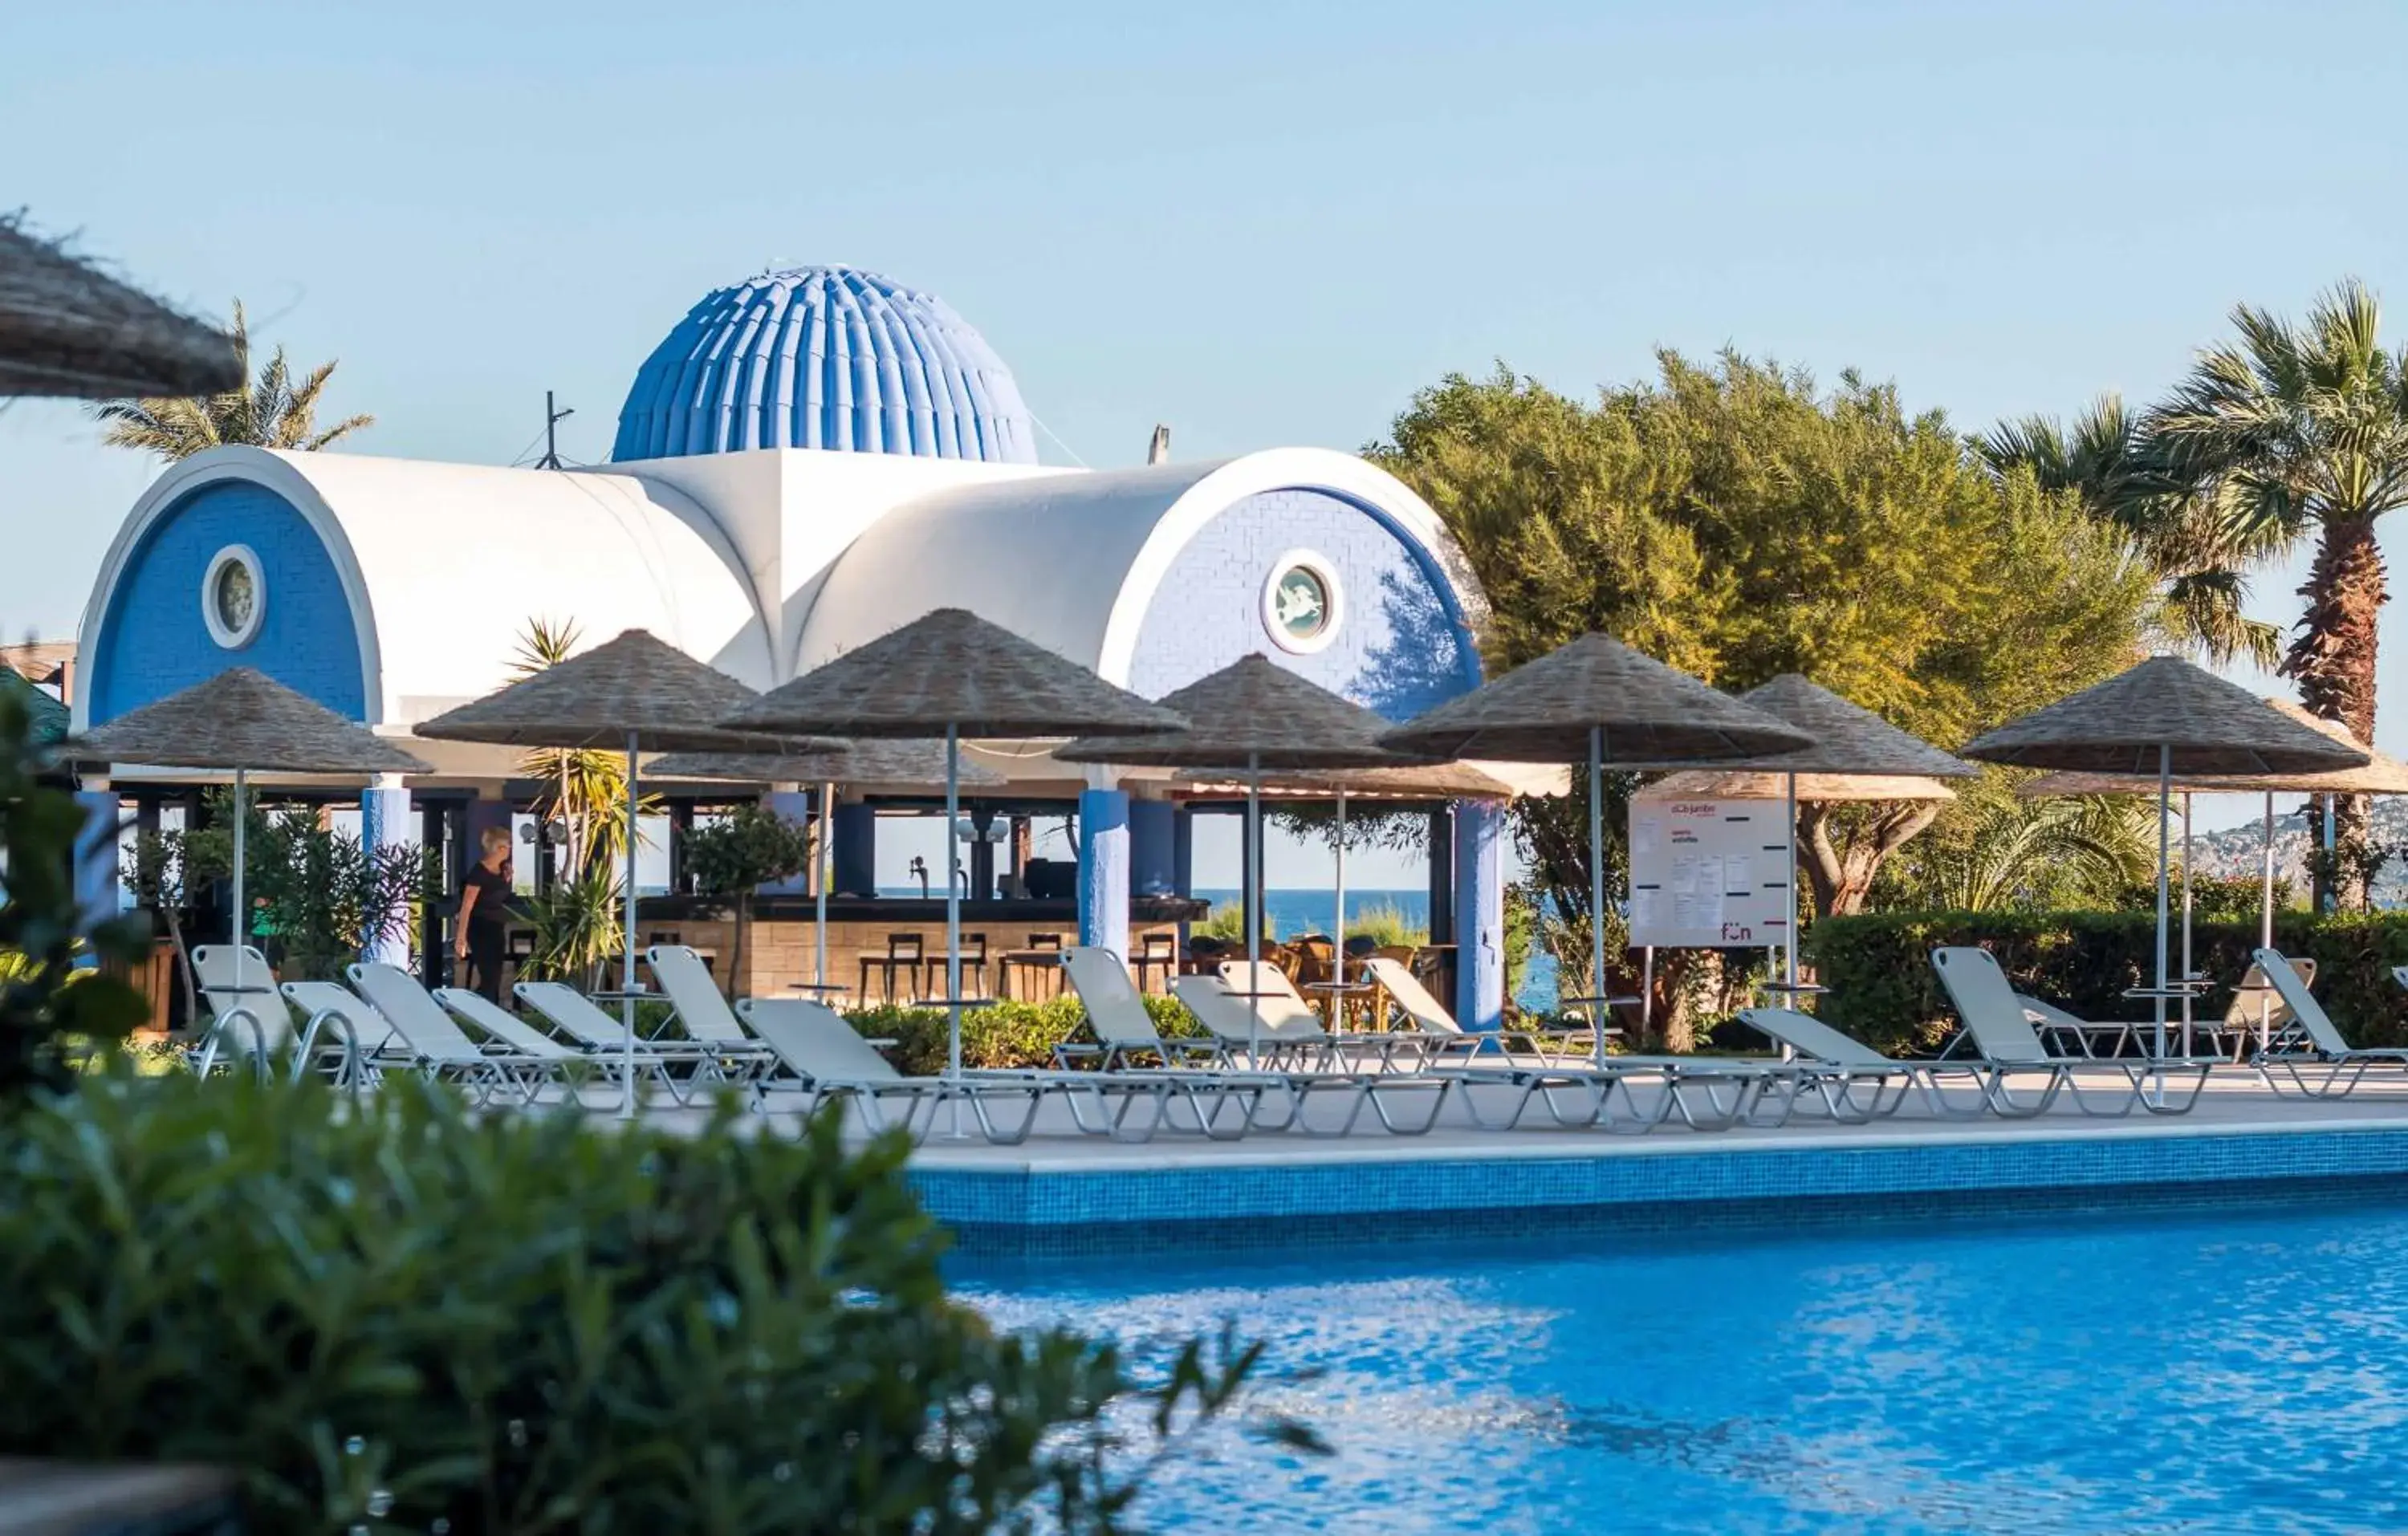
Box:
(1453, 800, 1506, 1032)
(1077, 786, 1129, 957)
(1129, 799, 1176, 896)
(1171, 807, 1194, 897)
(360, 776, 413, 966)
(72, 786, 122, 933)
(831, 803, 876, 897)
(759, 790, 812, 895)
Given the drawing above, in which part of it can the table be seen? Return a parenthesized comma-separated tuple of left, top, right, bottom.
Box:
(997, 949, 1066, 1002)
(1303, 977, 1374, 1027)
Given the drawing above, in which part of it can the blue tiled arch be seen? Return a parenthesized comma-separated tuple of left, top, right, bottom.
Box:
(1125, 488, 1483, 717)
(88, 480, 368, 725)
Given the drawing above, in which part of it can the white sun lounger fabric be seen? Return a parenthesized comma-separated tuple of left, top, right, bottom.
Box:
(1059, 946, 1225, 1069)
(1930, 947, 2210, 1116)
(348, 963, 584, 1105)
(512, 979, 765, 1104)
(734, 998, 1047, 1144)
(2252, 946, 2408, 1097)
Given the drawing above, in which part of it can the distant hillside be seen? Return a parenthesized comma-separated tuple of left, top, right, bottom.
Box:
(2185, 798, 2408, 908)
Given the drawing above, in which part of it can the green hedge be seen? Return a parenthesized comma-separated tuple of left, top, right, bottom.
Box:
(1807, 908, 2408, 1054)
(0, 1068, 1297, 1533)
(847, 994, 1199, 1075)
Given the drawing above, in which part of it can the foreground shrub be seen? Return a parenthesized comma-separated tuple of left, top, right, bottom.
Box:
(1809, 908, 2408, 1053)
(0, 1071, 1301, 1533)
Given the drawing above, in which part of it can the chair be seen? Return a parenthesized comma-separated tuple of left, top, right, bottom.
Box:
(939, 932, 989, 1000)
(1168, 974, 1452, 1136)
(513, 979, 774, 1103)
(2253, 947, 2408, 1097)
(1738, 1006, 1999, 1121)
(189, 945, 356, 1082)
(346, 963, 592, 1106)
(1131, 932, 1178, 994)
(999, 932, 1066, 1001)
(733, 998, 1048, 1144)
(1929, 947, 2213, 1115)
(1359, 955, 1604, 1067)
(1208, 961, 1422, 1069)
(859, 933, 925, 1005)
(2213, 957, 2317, 1059)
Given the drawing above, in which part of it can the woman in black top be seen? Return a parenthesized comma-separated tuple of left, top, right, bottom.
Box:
(455, 825, 515, 1002)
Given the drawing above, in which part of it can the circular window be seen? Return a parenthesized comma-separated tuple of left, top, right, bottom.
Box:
(1261, 551, 1342, 655)
(201, 545, 265, 648)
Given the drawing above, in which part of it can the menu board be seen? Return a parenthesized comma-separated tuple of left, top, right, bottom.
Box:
(1627, 798, 1792, 950)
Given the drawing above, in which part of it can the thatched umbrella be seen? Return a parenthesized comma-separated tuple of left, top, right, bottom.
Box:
(648, 744, 1003, 992)
(2016, 697, 2408, 1045)
(1964, 656, 2368, 1063)
(1174, 758, 1514, 965)
(1059, 655, 1438, 1056)
(1377, 634, 1812, 1054)
(0, 220, 241, 397)
(1666, 675, 1975, 993)
(64, 668, 431, 1010)
(720, 608, 1185, 1099)
(417, 630, 836, 1115)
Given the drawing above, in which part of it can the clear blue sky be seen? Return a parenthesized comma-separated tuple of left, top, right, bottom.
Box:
(6, 0, 2406, 859)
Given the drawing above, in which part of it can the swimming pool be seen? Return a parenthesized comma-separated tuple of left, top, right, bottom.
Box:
(962, 1201, 2408, 1534)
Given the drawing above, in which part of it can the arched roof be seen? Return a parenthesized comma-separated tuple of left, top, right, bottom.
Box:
(77, 447, 773, 729)
(793, 448, 1485, 688)
(611, 266, 1038, 465)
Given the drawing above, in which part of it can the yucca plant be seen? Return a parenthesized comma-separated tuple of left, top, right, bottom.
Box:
(511, 618, 654, 880)
(516, 867, 624, 989)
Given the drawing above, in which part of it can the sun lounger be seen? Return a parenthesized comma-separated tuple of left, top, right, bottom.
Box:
(2252, 947, 2408, 1097)
(347, 963, 594, 1106)
(733, 998, 1051, 1144)
(1202, 963, 1430, 1071)
(1736, 1006, 1995, 1120)
(1360, 955, 1602, 1065)
(1930, 947, 2213, 1115)
(190, 944, 360, 1082)
(1057, 946, 1229, 1069)
(513, 981, 771, 1104)
(1169, 974, 1450, 1135)
(1049, 948, 1267, 1140)
(1432, 1054, 1822, 1133)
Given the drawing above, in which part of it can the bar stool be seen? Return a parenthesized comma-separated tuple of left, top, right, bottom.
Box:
(859, 933, 925, 1005)
(1131, 932, 1178, 994)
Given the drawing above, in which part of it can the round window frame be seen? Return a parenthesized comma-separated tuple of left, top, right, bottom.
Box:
(201, 544, 266, 650)
(1260, 550, 1343, 656)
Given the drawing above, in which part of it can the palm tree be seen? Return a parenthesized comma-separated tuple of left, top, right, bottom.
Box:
(2147, 278, 2408, 905)
(87, 299, 372, 459)
(510, 619, 649, 880)
(1980, 395, 2284, 668)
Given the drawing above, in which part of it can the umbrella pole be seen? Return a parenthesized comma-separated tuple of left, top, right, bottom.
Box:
(1247, 752, 1263, 1068)
(946, 725, 963, 1139)
(1784, 770, 1799, 991)
(2181, 791, 2194, 1056)
(1589, 726, 1606, 1067)
(1334, 790, 1347, 982)
(620, 731, 640, 1121)
(2260, 790, 2276, 1058)
(2154, 745, 2170, 1098)
(230, 767, 246, 1070)
(815, 780, 833, 991)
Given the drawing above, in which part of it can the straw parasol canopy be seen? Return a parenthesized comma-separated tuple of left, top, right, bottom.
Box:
(64, 668, 429, 774)
(1960, 656, 2371, 776)
(1695, 675, 1975, 777)
(646, 742, 1004, 788)
(0, 219, 242, 399)
(1639, 770, 1959, 804)
(1375, 633, 1812, 764)
(1176, 759, 1515, 800)
(1054, 655, 1438, 771)
(2014, 697, 2408, 797)
(416, 629, 834, 754)
(722, 607, 1187, 740)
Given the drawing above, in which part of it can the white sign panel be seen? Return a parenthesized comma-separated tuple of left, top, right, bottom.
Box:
(1628, 798, 1790, 949)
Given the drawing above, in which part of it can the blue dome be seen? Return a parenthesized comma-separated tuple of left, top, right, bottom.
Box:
(612, 266, 1038, 464)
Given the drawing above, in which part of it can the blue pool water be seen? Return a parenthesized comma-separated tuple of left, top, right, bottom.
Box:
(962, 1201, 2408, 1533)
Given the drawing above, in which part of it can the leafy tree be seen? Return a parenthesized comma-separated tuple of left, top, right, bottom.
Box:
(682, 803, 812, 999)
(1372, 355, 2154, 1042)
(2146, 278, 2408, 908)
(87, 300, 372, 459)
(1979, 393, 2285, 668)
(1871, 778, 2156, 912)
(236, 800, 433, 982)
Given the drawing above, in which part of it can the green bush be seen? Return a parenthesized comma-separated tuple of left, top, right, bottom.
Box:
(848, 994, 1199, 1075)
(0, 1071, 1304, 1534)
(1808, 908, 2408, 1054)
(1344, 900, 1428, 949)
